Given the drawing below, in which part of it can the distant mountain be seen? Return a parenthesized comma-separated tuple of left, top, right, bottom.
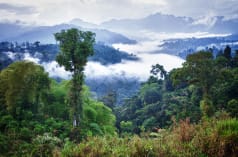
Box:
(69, 18, 98, 29)
(159, 34, 238, 58)
(0, 22, 33, 40)
(6, 24, 73, 44)
(0, 22, 136, 45)
(101, 13, 193, 33)
(100, 12, 238, 34)
(211, 16, 238, 34)
(91, 28, 136, 45)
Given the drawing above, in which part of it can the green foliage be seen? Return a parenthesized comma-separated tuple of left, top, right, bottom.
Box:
(200, 98, 215, 117)
(82, 96, 116, 136)
(139, 83, 162, 104)
(120, 121, 133, 133)
(55, 29, 95, 72)
(117, 49, 238, 134)
(224, 45, 232, 61)
(0, 134, 9, 155)
(0, 61, 50, 117)
(117, 68, 201, 132)
(193, 118, 238, 157)
(1, 36, 238, 156)
(100, 91, 117, 110)
(227, 99, 238, 117)
(55, 28, 95, 127)
(44, 79, 70, 119)
(175, 51, 215, 96)
(55, 119, 238, 157)
(0, 60, 117, 155)
(31, 133, 62, 157)
(217, 118, 238, 138)
(150, 63, 167, 79)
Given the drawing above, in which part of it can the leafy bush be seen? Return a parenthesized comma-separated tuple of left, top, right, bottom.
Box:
(31, 133, 62, 157)
(193, 118, 238, 157)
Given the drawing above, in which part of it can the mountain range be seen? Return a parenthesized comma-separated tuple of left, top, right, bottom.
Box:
(0, 23, 136, 45)
(1, 12, 237, 45)
(100, 13, 238, 35)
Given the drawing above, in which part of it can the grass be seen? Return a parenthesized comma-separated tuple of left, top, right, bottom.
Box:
(2, 118, 238, 157)
(56, 118, 238, 157)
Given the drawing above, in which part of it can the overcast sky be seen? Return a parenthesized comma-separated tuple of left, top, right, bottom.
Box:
(0, 0, 238, 25)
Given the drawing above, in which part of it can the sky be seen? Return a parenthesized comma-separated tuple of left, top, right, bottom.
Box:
(0, 0, 238, 25)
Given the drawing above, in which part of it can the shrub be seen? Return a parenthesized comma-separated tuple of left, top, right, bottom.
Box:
(216, 118, 238, 157)
(31, 133, 62, 157)
(193, 118, 238, 157)
(173, 118, 196, 142)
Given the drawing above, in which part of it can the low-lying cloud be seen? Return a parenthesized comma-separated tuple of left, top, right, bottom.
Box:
(17, 51, 184, 81)
(8, 31, 231, 81)
(85, 53, 184, 81)
(41, 61, 72, 79)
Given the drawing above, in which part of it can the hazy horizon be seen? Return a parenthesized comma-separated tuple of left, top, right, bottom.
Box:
(0, 0, 238, 25)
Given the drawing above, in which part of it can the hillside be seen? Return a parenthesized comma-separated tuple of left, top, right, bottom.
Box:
(0, 22, 136, 45)
(159, 34, 238, 58)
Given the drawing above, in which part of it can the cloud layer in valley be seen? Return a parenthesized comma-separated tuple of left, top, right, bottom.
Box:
(85, 53, 184, 81)
(17, 51, 184, 81)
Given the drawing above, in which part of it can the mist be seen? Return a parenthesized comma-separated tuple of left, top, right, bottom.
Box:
(85, 53, 184, 81)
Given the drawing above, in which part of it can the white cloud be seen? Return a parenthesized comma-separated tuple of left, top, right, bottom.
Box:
(23, 53, 40, 63)
(85, 53, 184, 81)
(1, 0, 237, 25)
(113, 31, 230, 54)
(41, 61, 72, 79)
(18, 49, 184, 81)
(132, 0, 166, 6)
(192, 12, 218, 27)
(20, 51, 183, 81)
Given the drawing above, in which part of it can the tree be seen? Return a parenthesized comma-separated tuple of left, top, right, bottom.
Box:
(45, 79, 70, 120)
(231, 50, 238, 67)
(176, 51, 215, 97)
(100, 91, 117, 110)
(223, 45, 232, 61)
(150, 64, 167, 79)
(227, 99, 238, 117)
(0, 61, 49, 118)
(171, 51, 216, 117)
(54, 28, 95, 127)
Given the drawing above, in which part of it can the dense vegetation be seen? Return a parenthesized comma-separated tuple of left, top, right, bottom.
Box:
(116, 47, 238, 133)
(0, 29, 238, 156)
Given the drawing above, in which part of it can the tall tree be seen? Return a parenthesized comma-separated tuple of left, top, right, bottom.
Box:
(171, 51, 216, 116)
(54, 28, 95, 127)
(224, 45, 232, 61)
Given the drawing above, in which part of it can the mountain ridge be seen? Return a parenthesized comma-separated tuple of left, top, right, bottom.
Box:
(100, 12, 238, 34)
(0, 22, 136, 45)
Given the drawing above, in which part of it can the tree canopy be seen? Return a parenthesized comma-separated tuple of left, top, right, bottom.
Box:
(55, 28, 95, 127)
(0, 61, 49, 117)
